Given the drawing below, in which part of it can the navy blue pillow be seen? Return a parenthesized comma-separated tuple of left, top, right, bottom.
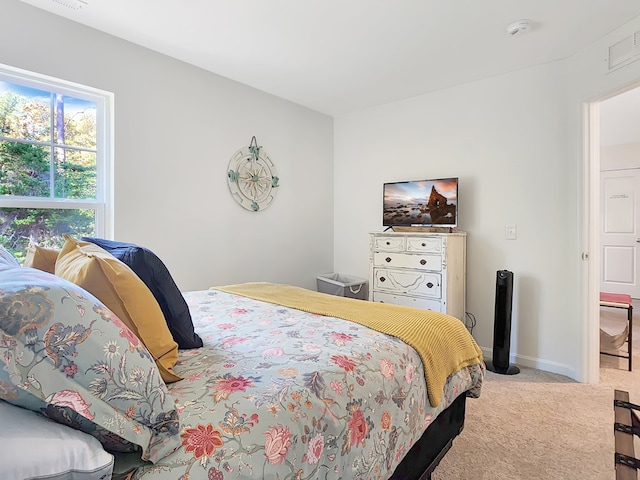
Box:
(82, 237, 203, 349)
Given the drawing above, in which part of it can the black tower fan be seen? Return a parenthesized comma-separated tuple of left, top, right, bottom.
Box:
(486, 270, 520, 375)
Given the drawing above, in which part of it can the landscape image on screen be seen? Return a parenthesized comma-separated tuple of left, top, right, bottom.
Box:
(383, 178, 457, 226)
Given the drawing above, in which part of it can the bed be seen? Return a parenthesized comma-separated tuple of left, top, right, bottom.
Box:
(0, 239, 484, 480)
(109, 286, 484, 480)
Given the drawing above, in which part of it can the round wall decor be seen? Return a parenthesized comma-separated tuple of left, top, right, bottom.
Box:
(227, 136, 279, 211)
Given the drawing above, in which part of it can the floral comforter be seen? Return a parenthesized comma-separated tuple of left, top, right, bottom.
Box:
(123, 289, 484, 480)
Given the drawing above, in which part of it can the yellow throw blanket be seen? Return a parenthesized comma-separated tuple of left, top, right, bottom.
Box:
(213, 282, 483, 407)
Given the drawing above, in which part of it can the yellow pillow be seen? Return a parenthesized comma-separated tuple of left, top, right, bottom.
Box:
(23, 245, 60, 274)
(55, 235, 181, 383)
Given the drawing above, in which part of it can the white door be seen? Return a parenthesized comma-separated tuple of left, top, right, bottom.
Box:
(600, 168, 640, 298)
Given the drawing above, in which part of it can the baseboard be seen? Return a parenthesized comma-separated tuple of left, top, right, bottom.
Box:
(480, 347, 577, 380)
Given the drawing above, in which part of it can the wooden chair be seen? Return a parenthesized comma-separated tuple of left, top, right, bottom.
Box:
(614, 389, 639, 480)
(600, 292, 633, 372)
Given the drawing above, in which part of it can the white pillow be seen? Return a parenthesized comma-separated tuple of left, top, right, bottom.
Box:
(0, 400, 114, 480)
(0, 245, 20, 271)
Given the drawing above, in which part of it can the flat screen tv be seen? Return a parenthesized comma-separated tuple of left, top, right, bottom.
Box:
(383, 177, 458, 227)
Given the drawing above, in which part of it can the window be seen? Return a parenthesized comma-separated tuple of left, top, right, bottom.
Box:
(0, 64, 113, 262)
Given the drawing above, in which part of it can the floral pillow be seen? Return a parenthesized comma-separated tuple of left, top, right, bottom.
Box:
(0, 266, 181, 463)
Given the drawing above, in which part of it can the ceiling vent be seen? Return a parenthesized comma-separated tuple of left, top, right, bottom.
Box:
(20, 0, 87, 11)
(50, 0, 87, 9)
(608, 32, 640, 72)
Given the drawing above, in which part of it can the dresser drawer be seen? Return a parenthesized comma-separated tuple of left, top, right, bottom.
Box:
(373, 252, 442, 271)
(373, 268, 441, 298)
(406, 236, 442, 254)
(373, 236, 405, 252)
(370, 231, 466, 319)
(373, 291, 442, 312)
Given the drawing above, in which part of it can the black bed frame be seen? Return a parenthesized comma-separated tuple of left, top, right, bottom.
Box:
(389, 392, 467, 480)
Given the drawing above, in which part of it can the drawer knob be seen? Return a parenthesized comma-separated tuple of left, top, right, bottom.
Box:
(385, 257, 392, 263)
(420, 259, 427, 265)
(386, 241, 390, 245)
(380, 276, 386, 282)
(426, 282, 434, 288)
(421, 243, 426, 247)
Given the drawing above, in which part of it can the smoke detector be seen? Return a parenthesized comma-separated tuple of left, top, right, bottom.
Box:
(507, 19, 532, 36)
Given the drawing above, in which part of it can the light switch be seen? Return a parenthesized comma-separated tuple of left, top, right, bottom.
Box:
(505, 224, 517, 240)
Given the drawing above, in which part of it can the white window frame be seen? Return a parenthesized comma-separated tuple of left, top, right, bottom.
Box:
(0, 63, 114, 239)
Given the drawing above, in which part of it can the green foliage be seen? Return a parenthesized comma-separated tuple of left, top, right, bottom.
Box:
(0, 92, 20, 135)
(64, 109, 97, 149)
(54, 149, 97, 199)
(0, 91, 49, 141)
(0, 141, 50, 196)
(0, 208, 95, 262)
(0, 87, 97, 260)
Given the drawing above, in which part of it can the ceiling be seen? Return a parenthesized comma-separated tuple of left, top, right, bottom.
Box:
(18, 0, 640, 116)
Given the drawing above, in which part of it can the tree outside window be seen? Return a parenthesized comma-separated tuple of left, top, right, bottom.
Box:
(0, 66, 112, 262)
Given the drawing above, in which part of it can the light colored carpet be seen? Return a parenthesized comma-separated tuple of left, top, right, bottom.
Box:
(431, 305, 640, 480)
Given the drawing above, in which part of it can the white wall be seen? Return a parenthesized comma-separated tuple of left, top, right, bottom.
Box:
(1, 0, 334, 292)
(601, 144, 640, 170)
(6, 0, 640, 380)
(334, 62, 575, 376)
(334, 13, 640, 381)
(566, 14, 640, 381)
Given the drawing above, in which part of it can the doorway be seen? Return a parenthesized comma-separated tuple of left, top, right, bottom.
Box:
(589, 84, 640, 382)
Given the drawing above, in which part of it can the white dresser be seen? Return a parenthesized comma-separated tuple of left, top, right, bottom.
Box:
(369, 231, 466, 320)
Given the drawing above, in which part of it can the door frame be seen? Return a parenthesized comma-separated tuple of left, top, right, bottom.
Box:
(585, 100, 601, 384)
(585, 82, 640, 383)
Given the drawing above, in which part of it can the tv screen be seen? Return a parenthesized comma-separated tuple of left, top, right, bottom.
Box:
(383, 177, 458, 227)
